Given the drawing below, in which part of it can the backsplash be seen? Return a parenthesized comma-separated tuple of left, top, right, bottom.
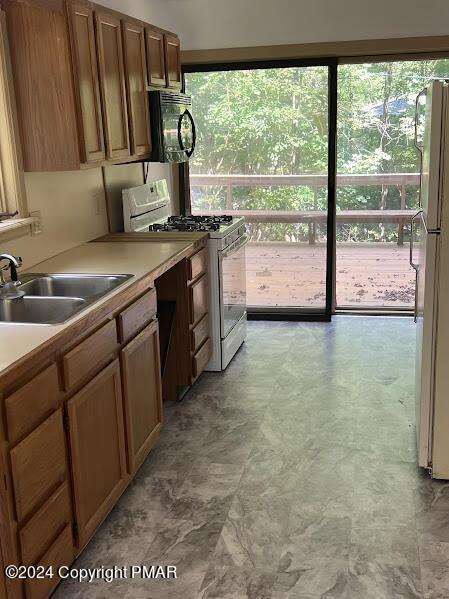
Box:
(0, 162, 177, 270)
(1, 169, 109, 268)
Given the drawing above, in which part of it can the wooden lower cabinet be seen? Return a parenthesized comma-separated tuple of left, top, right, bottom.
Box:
(0, 539, 7, 599)
(120, 320, 163, 474)
(10, 410, 67, 523)
(66, 359, 127, 548)
(26, 525, 75, 599)
(19, 482, 72, 566)
(189, 274, 208, 326)
(0, 257, 211, 598)
(192, 337, 212, 383)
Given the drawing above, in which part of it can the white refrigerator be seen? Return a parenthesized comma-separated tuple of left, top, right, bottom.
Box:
(413, 79, 449, 479)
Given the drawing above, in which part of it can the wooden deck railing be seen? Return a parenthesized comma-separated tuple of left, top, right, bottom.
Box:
(190, 173, 420, 245)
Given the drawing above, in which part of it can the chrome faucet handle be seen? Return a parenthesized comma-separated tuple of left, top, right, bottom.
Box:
(0, 254, 23, 285)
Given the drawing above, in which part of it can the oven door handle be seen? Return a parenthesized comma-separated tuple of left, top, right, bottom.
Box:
(220, 234, 249, 259)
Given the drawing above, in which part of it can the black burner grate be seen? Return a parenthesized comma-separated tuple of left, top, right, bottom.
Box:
(149, 214, 234, 233)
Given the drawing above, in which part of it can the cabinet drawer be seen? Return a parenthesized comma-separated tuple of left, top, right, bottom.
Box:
(5, 364, 61, 445)
(63, 320, 117, 390)
(191, 313, 209, 353)
(189, 274, 208, 326)
(192, 338, 212, 380)
(187, 247, 207, 282)
(11, 410, 67, 523)
(19, 482, 71, 566)
(118, 288, 157, 343)
(26, 524, 75, 599)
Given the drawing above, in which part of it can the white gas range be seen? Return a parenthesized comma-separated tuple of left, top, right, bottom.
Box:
(123, 180, 248, 371)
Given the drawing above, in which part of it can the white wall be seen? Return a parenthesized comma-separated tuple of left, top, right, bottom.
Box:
(0, 161, 176, 268)
(100, 0, 449, 51)
(0, 170, 109, 268)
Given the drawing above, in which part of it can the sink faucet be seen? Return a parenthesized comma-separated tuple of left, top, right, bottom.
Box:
(0, 254, 22, 286)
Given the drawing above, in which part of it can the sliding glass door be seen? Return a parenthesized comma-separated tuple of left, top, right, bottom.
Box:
(336, 59, 449, 310)
(184, 61, 336, 318)
(184, 56, 449, 316)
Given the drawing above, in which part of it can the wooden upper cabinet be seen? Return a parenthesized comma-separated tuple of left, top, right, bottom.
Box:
(67, 0, 105, 164)
(122, 19, 152, 157)
(67, 359, 127, 548)
(5, 0, 81, 171)
(145, 26, 166, 87)
(121, 320, 163, 474)
(164, 33, 182, 89)
(94, 9, 131, 160)
(5, 0, 182, 169)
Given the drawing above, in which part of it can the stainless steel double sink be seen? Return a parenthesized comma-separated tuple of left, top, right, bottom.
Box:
(0, 273, 133, 324)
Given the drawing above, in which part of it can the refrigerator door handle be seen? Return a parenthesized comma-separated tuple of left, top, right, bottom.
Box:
(414, 88, 427, 153)
(413, 269, 418, 323)
(410, 210, 423, 272)
(410, 210, 424, 324)
(414, 88, 427, 208)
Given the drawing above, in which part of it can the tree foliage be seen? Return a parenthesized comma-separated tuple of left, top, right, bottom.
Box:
(186, 60, 449, 243)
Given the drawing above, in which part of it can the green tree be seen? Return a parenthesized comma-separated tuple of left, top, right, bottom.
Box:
(186, 59, 449, 243)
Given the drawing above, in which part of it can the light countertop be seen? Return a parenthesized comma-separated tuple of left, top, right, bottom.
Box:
(97, 231, 209, 243)
(0, 240, 194, 376)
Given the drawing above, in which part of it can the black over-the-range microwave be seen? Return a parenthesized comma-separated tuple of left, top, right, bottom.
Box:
(148, 90, 196, 163)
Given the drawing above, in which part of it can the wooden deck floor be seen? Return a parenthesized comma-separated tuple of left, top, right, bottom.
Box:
(246, 242, 415, 309)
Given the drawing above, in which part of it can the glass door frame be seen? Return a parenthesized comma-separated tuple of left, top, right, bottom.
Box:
(333, 55, 448, 316)
(181, 57, 338, 322)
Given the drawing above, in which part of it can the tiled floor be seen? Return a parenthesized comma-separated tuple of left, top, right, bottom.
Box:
(55, 317, 449, 599)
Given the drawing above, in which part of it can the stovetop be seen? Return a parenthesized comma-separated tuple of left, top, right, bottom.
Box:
(170, 215, 233, 225)
(148, 223, 219, 232)
(148, 214, 239, 235)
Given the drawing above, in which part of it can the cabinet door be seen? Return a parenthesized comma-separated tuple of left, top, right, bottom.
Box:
(146, 27, 166, 87)
(164, 33, 182, 90)
(95, 10, 131, 159)
(67, 0, 105, 163)
(0, 537, 6, 599)
(122, 19, 152, 157)
(121, 320, 163, 474)
(67, 360, 127, 548)
(5, 0, 81, 171)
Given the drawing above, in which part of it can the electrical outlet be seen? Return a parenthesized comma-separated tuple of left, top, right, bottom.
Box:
(30, 210, 42, 236)
(93, 190, 104, 216)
